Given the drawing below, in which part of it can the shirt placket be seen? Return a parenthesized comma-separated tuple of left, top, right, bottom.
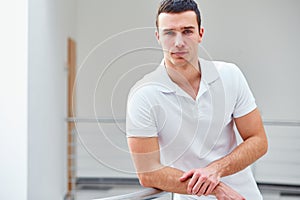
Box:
(194, 80, 208, 119)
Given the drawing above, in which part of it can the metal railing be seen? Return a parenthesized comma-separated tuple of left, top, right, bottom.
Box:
(262, 119, 300, 127)
(67, 118, 300, 127)
(66, 117, 126, 124)
(93, 188, 169, 200)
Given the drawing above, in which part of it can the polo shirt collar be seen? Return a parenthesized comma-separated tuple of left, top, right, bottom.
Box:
(199, 58, 220, 85)
(155, 58, 220, 94)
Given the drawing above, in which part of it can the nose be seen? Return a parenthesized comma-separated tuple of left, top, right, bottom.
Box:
(175, 33, 184, 48)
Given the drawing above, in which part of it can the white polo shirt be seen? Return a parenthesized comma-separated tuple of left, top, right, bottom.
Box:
(126, 58, 262, 200)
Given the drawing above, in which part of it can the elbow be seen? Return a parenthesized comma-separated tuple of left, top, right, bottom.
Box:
(262, 139, 268, 156)
(138, 173, 154, 188)
(259, 136, 268, 157)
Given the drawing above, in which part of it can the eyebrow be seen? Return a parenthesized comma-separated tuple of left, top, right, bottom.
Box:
(182, 26, 196, 30)
(162, 26, 196, 32)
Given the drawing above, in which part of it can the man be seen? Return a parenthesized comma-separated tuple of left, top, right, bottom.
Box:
(126, 0, 268, 199)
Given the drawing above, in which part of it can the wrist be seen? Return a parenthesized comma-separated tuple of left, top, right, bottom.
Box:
(207, 158, 229, 178)
(210, 182, 223, 196)
(206, 162, 223, 179)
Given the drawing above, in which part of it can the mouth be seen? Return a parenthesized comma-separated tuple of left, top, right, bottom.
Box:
(171, 51, 188, 57)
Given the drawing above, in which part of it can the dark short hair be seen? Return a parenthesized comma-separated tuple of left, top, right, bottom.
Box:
(156, 0, 201, 32)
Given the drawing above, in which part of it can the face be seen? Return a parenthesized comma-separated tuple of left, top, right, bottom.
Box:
(156, 11, 204, 68)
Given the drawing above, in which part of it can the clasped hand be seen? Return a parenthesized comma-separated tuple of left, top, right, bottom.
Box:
(179, 167, 245, 200)
(180, 167, 220, 196)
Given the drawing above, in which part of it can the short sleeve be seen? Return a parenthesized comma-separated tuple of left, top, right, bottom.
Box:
(126, 87, 158, 138)
(233, 67, 257, 118)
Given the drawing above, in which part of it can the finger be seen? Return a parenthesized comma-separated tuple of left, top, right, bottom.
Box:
(187, 173, 200, 194)
(179, 170, 195, 182)
(204, 180, 218, 196)
(192, 177, 205, 196)
(195, 177, 209, 196)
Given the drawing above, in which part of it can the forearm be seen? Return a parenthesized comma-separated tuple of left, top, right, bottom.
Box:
(180, 139, 266, 197)
(138, 165, 189, 194)
(208, 134, 267, 177)
(128, 137, 190, 194)
(127, 136, 248, 197)
(207, 109, 268, 178)
(138, 164, 236, 197)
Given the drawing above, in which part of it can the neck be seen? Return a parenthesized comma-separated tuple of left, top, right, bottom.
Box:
(165, 57, 200, 72)
(164, 58, 201, 100)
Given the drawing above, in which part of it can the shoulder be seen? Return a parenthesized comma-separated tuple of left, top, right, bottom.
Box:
(128, 63, 175, 102)
(129, 72, 160, 99)
(200, 58, 244, 81)
(128, 66, 166, 104)
(203, 59, 250, 94)
(209, 60, 246, 84)
(212, 60, 241, 75)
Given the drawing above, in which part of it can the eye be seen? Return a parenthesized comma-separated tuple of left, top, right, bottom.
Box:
(183, 29, 193, 35)
(164, 31, 175, 36)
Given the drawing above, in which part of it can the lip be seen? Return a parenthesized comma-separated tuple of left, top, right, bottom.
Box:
(171, 51, 188, 57)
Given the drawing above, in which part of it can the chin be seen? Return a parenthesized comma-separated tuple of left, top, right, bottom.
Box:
(165, 54, 190, 67)
(171, 58, 189, 67)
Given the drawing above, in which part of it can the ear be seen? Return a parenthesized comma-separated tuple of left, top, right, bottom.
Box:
(155, 30, 161, 45)
(198, 27, 204, 43)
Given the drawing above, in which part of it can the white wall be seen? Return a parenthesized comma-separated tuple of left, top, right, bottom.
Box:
(0, 0, 28, 199)
(75, 0, 161, 117)
(75, 0, 300, 181)
(28, 0, 76, 199)
(75, 0, 162, 178)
